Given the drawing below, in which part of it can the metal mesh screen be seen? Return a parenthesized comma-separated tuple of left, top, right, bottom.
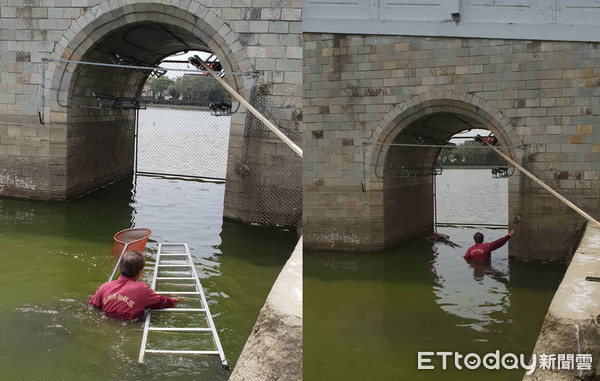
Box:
(434, 144, 512, 227)
(435, 167, 510, 227)
(135, 63, 302, 227)
(240, 83, 303, 227)
(136, 73, 232, 180)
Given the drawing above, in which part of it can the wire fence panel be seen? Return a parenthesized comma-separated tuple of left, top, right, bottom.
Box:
(136, 106, 230, 180)
(135, 70, 233, 180)
(137, 68, 302, 227)
(435, 168, 509, 226)
(240, 84, 303, 227)
(433, 143, 512, 226)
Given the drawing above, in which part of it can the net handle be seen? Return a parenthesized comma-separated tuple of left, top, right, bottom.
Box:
(108, 243, 129, 282)
(480, 136, 600, 228)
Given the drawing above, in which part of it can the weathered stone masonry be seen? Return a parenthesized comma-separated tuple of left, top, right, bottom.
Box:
(0, 0, 302, 226)
(303, 34, 600, 259)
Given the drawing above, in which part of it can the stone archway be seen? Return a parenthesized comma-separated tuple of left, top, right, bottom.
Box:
(366, 92, 520, 250)
(43, 1, 255, 220)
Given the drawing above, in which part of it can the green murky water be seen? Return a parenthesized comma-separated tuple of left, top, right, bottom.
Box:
(0, 175, 297, 380)
(304, 226, 566, 380)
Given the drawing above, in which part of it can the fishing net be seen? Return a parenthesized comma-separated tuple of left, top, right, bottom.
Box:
(112, 227, 152, 255)
(135, 73, 232, 180)
(239, 83, 303, 228)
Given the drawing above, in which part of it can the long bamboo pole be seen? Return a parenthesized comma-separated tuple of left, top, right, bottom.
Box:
(480, 136, 600, 228)
(190, 55, 302, 157)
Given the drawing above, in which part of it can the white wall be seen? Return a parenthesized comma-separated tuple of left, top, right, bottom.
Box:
(303, 0, 600, 42)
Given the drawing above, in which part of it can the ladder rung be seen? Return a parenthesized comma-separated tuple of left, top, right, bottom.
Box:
(158, 264, 192, 267)
(145, 349, 220, 355)
(156, 283, 196, 286)
(156, 277, 196, 280)
(152, 308, 206, 312)
(159, 253, 187, 256)
(148, 327, 212, 332)
(159, 271, 191, 274)
(157, 291, 200, 294)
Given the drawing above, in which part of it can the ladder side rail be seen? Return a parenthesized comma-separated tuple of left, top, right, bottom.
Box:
(138, 308, 152, 363)
(184, 244, 228, 367)
(150, 244, 163, 290)
(138, 243, 164, 363)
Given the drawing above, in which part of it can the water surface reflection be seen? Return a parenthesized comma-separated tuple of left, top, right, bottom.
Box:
(0, 175, 297, 380)
(432, 227, 511, 333)
(304, 226, 565, 380)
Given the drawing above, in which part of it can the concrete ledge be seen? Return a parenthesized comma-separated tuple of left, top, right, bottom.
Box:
(230, 237, 302, 381)
(524, 224, 600, 380)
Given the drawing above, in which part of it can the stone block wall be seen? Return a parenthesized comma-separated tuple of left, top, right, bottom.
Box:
(303, 33, 600, 258)
(384, 145, 435, 247)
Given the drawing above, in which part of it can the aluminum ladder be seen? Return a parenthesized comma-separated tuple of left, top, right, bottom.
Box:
(138, 243, 228, 368)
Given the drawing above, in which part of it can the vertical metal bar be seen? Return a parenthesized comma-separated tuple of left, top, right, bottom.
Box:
(132, 107, 139, 213)
(135, 107, 139, 174)
(251, 74, 258, 94)
(433, 170, 437, 226)
(185, 244, 228, 368)
(138, 243, 162, 363)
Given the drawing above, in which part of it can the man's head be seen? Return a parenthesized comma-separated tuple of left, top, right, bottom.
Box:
(473, 232, 484, 244)
(120, 250, 145, 278)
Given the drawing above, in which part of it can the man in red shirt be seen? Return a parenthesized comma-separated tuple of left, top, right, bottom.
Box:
(464, 229, 515, 261)
(90, 250, 182, 320)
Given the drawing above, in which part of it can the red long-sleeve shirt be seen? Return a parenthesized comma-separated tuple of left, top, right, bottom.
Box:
(90, 275, 175, 320)
(464, 235, 511, 261)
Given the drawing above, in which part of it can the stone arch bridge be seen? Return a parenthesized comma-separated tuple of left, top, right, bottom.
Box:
(0, 0, 302, 226)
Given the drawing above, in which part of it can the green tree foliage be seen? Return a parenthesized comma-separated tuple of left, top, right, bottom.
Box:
(438, 141, 506, 167)
(142, 74, 230, 105)
(144, 77, 173, 99)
